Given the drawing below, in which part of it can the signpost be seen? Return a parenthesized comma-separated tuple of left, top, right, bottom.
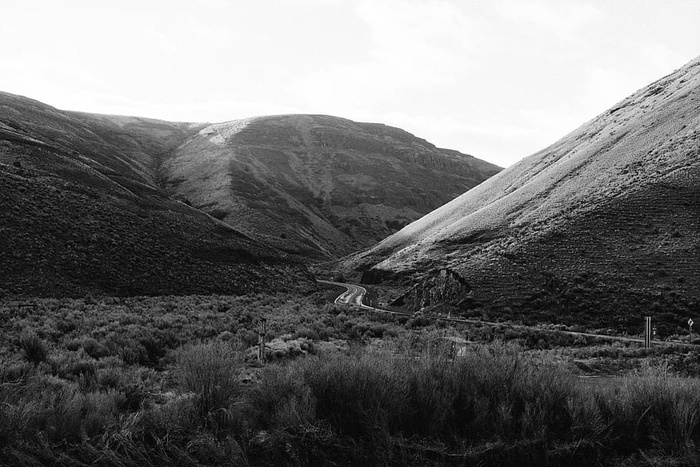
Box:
(689, 318, 694, 344)
(644, 316, 652, 349)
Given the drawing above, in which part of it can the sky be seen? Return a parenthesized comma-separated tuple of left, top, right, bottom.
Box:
(2, 0, 699, 168)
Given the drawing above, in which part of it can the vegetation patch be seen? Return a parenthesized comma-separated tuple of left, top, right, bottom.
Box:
(2, 292, 700, 465)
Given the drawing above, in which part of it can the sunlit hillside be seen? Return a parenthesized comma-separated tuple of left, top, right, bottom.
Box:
(343, 56, 700, 330)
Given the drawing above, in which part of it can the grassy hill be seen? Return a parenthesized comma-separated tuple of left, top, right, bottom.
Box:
(0, 92, 313, 297)
(342, 56, 700, 332)
(164, 114, 501, 258)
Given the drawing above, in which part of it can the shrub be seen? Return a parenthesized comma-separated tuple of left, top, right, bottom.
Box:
(82, 338, 110, 359)
(369, 324, 389, 338)
(139, 336, 169, 367)
(96, 367, 123, 389)
(598, 362, 700, 454)
(264, 338, 315, 362)
(247, 365, 317, 430)
(293, 327, 320, 341)
(65, 339, 81, 351)
(118, 383, 149, 412)
(218, 330, 235, 341)
(238, 329, 259, 347)
(250, 341, 585, 448)
(18, 333, 48, 365)
(174, 341, 243, 424)
(0, 376, 120, 445)
(300, 353, 404, 438)
(49, 353, 96, 381)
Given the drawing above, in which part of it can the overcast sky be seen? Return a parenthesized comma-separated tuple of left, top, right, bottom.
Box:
(2, 0, 699, 167)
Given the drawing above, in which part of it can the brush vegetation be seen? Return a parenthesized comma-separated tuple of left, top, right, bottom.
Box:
(2, 293, 700, 466)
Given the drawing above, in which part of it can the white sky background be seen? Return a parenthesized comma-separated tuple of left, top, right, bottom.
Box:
(2, 0, 699, 167)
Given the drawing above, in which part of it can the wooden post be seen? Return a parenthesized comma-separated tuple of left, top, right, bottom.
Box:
(258, 318, 267, 364)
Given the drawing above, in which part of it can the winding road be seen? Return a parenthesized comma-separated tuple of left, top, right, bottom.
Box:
(317, 279, 695, 348)
(317, 280, 369, 308)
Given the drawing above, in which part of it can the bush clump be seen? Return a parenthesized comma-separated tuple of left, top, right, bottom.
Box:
(18, 333, 48, 366)
(174, 341, 243, 425)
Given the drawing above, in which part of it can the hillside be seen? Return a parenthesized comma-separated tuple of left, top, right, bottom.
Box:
(0, 92, 314, 297)
(343, 56, 700, 331)
(164, 115, 501, 258)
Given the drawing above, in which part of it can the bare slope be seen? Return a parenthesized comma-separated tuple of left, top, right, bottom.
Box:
(345, 56, 700, 330)
(164, 115, 501, 258)
(0, 92, 313, 297)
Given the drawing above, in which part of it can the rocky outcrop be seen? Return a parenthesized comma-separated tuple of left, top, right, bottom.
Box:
(391, 268, 474, 312)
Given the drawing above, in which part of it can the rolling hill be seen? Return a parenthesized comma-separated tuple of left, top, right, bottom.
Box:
(343, 56, 700, 332)
(164, 114, 501, 258)
(0, 92, 313, 297)
(0, 91, 497, 296)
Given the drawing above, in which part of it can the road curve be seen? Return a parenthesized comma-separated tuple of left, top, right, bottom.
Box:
(317, 280, 369, 307)
(317, 279, 696, 348)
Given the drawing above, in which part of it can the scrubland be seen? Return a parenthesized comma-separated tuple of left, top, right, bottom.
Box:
(2, 290, 700, 466)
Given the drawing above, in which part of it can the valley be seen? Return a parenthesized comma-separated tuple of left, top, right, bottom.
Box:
(1, 53, 700, 466)
(0, 91, 499, 298)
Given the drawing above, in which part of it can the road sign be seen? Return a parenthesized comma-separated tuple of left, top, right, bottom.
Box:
(690, 319, 695, 344)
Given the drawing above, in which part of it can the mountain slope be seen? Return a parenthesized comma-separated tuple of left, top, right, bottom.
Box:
(344, 56, 700, 331)
(0, 92, 313, 297)
(163, 115, 501, 258)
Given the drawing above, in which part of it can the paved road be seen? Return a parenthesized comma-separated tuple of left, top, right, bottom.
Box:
(317, 280, 370, 307)
(317, 279, 695, 348)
